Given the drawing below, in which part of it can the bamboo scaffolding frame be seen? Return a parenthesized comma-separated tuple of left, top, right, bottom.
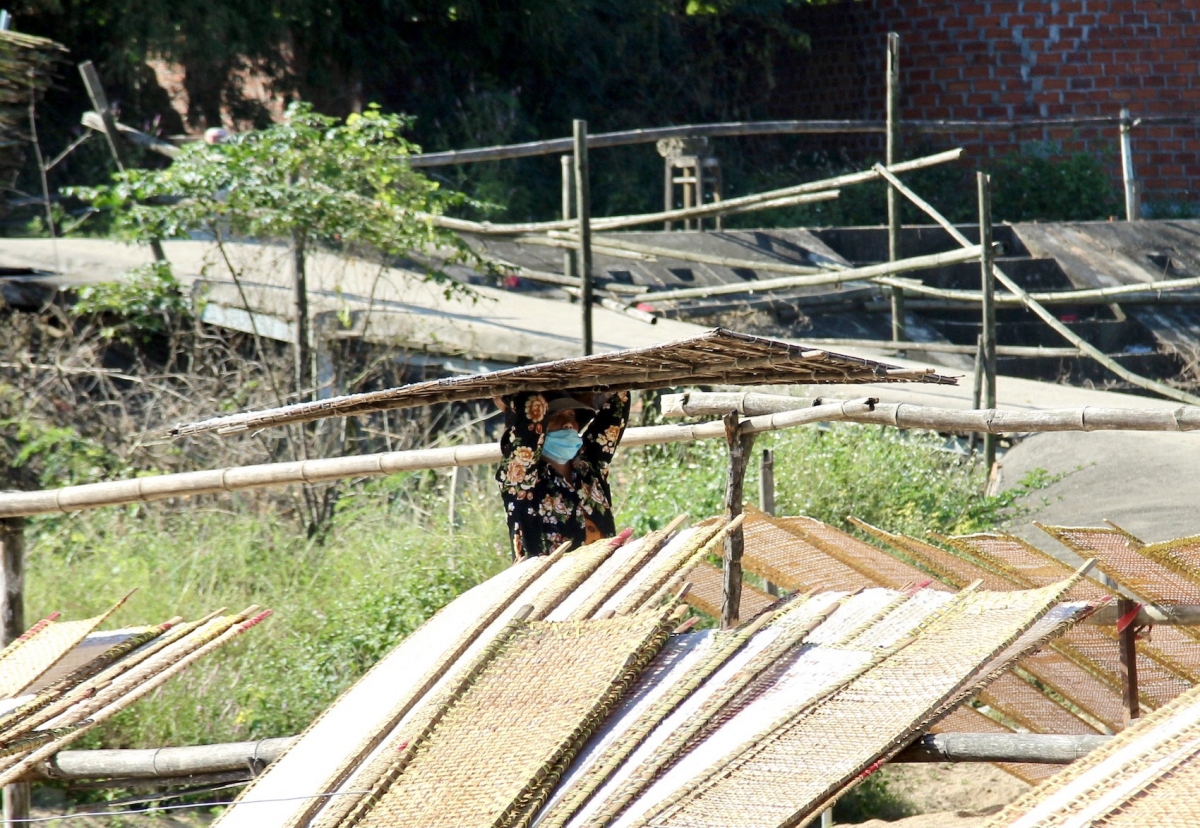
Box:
(872, 163, 1200, 406)
(428, 149, 959, 236)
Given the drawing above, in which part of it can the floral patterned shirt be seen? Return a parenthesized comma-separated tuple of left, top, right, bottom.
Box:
(495, 391, 630, 558)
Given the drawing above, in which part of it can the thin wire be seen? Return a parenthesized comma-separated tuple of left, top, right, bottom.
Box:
(7, 789, 370, 824)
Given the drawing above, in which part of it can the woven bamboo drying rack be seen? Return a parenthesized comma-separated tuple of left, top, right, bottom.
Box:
(166, 329, 956, 437)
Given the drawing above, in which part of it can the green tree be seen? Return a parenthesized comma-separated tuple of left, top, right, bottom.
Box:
(70, 100, 472, 535)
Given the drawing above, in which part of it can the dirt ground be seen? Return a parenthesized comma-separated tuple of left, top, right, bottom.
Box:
(845, 762, 1029, 827)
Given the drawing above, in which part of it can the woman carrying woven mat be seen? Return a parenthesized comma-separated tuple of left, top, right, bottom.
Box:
(494, 390, 630, 559)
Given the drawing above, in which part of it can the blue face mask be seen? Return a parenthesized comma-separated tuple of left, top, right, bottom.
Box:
(542, 428, 583, 464)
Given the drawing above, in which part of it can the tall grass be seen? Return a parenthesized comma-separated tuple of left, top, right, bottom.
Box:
(25, 422, 1039, 750)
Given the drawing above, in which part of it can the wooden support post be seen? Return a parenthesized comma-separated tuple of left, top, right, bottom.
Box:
(561, 155, 577, 279)
(968, 334, 984, 456)
(1119, 108, 1138, 221)
(758, 449, 779, 596)
(1, 518, 27, 827)
(292, 232, 311, 403)
(573, 120, 593, 356)
(78, 61, 166, 263)
(721, 411, 756, 629)
(1117, 597, 1141, 726)
(978, 172, 997, 470)
(886, 32, 905, 344)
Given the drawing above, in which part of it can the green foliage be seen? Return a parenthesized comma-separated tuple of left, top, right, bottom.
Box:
(991, 146, 1123, 222)
(0, 385, 125, 489)
(614, 422, 1035, 538)
(72, 261, 190, 342)
(27, 481, 509, 747)
(67, 102, 473, 286)
(834, 768, 915, 822)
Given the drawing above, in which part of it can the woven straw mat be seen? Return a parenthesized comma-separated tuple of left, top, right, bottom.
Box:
(355, 609, 672, 828)
(634, 579, 1088, 828)
(987, 682, 1200, 828)
(215, 558, 541, 828)
(0, 613, 117, 699)
(679, 560, 774, 621)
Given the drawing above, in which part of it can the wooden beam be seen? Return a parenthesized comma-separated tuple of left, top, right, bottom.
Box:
(1, 518, 26, 828)
(1117, 597, 1141, 726)
(80, 111, 179, 159)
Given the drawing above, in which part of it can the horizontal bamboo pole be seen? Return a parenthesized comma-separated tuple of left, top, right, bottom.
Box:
(660, 391, 1200, 434)
(788, 338, 1080, 358)
(406, 116, 1192, 168)
(534, 232, 835, 275)
(879, 273, 1200, 306)
(0, 399, 881, 518)
(19, 730, 1113, 782)
(630, 245, 985, 303)
(894, 733, 1108, 764)
(874, 163, 1200, 407)
(432, 149, 960, 236)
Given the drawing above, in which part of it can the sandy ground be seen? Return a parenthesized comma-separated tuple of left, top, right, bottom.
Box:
(843, 762, 1028, 827)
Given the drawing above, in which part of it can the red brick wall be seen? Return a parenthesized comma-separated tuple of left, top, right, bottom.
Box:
(777, 1, 1200, 211)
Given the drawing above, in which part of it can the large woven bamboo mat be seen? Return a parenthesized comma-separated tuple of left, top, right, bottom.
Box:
(0, 607, 265, 786)
(631, 578, 1090, 828)
(987, 682, 1200, 828)
(168, 328, 956, 437)
(678, 560, 773, 620)
(354, 608, 677, 828)
(0, 600, 127, 699)
(215, 557, 546, 828)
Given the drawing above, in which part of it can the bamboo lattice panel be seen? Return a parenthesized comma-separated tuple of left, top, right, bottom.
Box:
(740, 513, 875, 593)
(631, 580, 1088, 828)
(778, 515, 952, 591)
(0, 606, 123, 699)
(986, 684, 1200, 828)
(679, 561, 774, 621)
(355, 611, 671, 828)
(1038, 525, 1200, 605)
(169, 329, 956, 436)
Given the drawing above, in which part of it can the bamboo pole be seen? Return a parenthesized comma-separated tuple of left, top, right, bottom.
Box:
(628, 244, 985, 303)
(786, 338, 1080, 358)
(573, 120, 593, 356)
(561, 155, 576, 282)
(872, 163, 1200, 406)
(1, 518, 25, 828)
(894, 733, 1108, 764)
(886, 32, 905, 344)
(534, 231, 833, 274)
(878, 272, 1200, 305)
(0, 399, 881, 519)
(403, 115, 1195, 168)
(1120, 108, 1138, 221)
(432, 149, 960, 236)
(659, 392, 1200, 434)
(80, 111, 179, 159)
(979, 172, 997, 469)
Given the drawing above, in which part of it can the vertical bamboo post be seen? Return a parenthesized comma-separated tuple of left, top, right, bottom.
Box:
(78, 61, 166, 263)
(561, 155, 577, 279)
(573, 120, 593, 356)
(663, 158, 674, 232)
(292, 231, 311, 402)
(759, 448, 779, 597)
(447, 465, 461, 534)
(1, 517, 28, 826)
(1117, 597, 1141, 726)
(886, 32, 905, 343)
(1119, 108, 1138, 221)
(721, 411, 755, 630)
(968, 334, 984, 456)
(978, 172, 997, 470)
(695, 158, 706, 232)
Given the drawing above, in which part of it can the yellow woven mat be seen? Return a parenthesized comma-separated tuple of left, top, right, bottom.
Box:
(680, 560, 774, 620)
(986, 683, 1200, 828)
(1038, 524, 1200, 605)
(635, 579, 1086, 828)
(739, 511, 873, 593)
(354, 608, 673, 828)
(0, 602, 124, 699)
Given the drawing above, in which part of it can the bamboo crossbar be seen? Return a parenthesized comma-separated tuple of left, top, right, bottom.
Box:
(660, 391, 1200, 435)
(80, 111, 180, 159)
(874, 163, 1200, 407)
(431, 149, 960, 236)
(16, 731, 1118, 783)
(879, 273, 1200, 306)
(630, 244, 986, 303)
(406, 117, 1194, 167)
(784, 339, 1081, 358)
(532, 232, 836, 275)
(0, 399, 883, 518)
